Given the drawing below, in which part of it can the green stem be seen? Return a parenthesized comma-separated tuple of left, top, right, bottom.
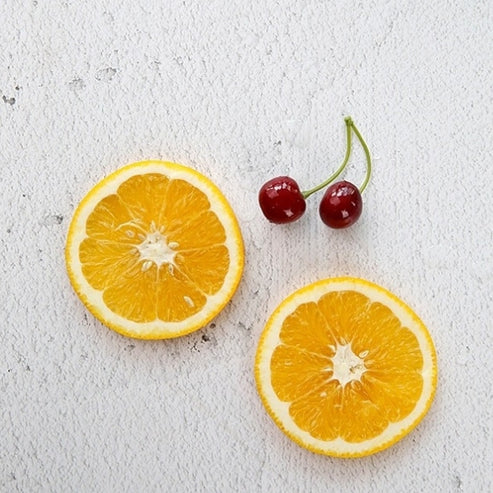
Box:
(350, 121, 372, 193)
(301, 116, 372, 198)
(302, 117, 353, 199)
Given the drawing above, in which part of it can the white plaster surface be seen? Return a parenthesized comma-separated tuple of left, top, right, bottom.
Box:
(1, 1, 492, 492)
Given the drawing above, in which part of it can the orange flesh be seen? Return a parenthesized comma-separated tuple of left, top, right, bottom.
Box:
(79, 173, 229, 323)
(271, 291, 424, 443)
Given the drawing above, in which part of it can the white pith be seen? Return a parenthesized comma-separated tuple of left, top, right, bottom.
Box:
(67, 161, 243, 338)
(256, 278, 437, 456)
(136, 226, 177, 270)
(329, 342, 367, 387)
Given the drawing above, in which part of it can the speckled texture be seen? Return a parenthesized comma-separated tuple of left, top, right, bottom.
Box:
(1, 1, 492, 492)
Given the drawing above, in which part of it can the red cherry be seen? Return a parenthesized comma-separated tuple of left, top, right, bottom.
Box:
(319, 180, 363, 228)
(258, 176, 306, 224)
(258, 118, 371, 226)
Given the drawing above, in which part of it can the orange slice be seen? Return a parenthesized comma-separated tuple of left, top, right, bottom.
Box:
(66, 160, 244, 339)
(255, 277, 437, 457)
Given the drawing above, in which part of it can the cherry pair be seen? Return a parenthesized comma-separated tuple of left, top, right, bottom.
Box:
(258, 116, 371, 229)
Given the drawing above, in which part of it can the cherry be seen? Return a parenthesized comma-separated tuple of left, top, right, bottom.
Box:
(258, 176, 306, 224)
(319, 180, 362, 228)
(258, 116, 371, 227)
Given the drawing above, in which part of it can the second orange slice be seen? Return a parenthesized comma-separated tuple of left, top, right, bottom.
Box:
(255, 277, 437, 457)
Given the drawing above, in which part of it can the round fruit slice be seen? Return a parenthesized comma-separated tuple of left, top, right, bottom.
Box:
(255, 277, 437, 457)
(66, 160, 244, 339)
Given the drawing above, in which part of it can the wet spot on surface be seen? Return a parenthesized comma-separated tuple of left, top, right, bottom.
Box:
(95, 67, 117, 82)
(454, 475, 463, 491)
(68, 78, 85, 91)
(42, 214, 64, 226)
(2, 95, 15, 105)
(103, 11, 114, 22)
(238, 321, 251, 331)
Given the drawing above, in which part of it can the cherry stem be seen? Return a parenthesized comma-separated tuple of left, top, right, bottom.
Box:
(301, 116, 372, 198)
(302, 118, 352, 199)
(350, 120, 372, 193)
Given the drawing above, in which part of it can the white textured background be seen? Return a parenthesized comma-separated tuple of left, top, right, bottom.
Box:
(1, 1, 492, 492)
